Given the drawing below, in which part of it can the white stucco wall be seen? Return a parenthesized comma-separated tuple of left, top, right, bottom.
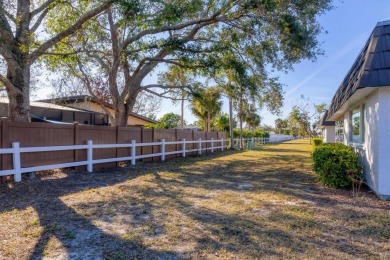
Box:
(341, 88, 390, 199)
(322, 126, 336, 143)
(377, 88, 390, 198)
(361, 89, 379, 194)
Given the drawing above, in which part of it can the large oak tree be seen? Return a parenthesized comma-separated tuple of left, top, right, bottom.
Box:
(0, 0, 113, 121)
(46, 0, 332, 126)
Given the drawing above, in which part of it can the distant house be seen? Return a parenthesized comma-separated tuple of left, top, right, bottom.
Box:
(38, 95, 157, 126)
(321, 21, 390, 199)
(0, 97, 109, 125)
(176, 124, 203, 132)
(319, 111, 336, 143)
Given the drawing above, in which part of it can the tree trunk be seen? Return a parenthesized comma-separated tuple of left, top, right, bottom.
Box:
(181, 89, 184, 130)
(111, 87, 140, 127)
(5, 65, 31, 122)
(229, 98, 234, 150)
(114, 104, 127, 126)
(207, 111, 211, 132)
(239, 89, 243, 149)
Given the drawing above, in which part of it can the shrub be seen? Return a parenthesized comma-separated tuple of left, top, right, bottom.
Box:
(242, 129, 254, 138)
(232, 129, 240, 138)
(312, 138, 323, 148)
(312, 143, 361, 188)
(232, 129, 269, 138)
(253, 129, 270, 138)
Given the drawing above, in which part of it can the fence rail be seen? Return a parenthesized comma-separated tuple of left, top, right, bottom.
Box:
(0, 121, 295, 183)
(0, 138, 226, 182)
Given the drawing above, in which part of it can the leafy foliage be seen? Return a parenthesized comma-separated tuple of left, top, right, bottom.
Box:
(232, 129, 269, 138)
(312, 138, 323, 148)
(41, 0, 332, 126)
(213, 113, 230, 132)
(312, 143, 361, 188)
(152, 113, 182, 129)
(190, 87, 222, 131)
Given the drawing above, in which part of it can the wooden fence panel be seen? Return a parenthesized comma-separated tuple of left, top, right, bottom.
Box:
(117, 126, 142, 162)
(177, 130, 195, 156)
(79, 125, 116, 170)
(0, 120, 226, 181)
(155, 129, 177, 160)
(8, 122, 74, 168)
(142, 128, 153, 162)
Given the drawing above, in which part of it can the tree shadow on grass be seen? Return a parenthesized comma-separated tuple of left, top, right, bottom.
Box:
(0, 143, 388, 259)
(0, 171, 179, 259)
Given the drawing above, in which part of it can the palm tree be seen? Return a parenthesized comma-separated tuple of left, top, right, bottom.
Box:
(160, 66, 193, 130)
(214, 113, 230, 132)
(190, 87, 222, 132)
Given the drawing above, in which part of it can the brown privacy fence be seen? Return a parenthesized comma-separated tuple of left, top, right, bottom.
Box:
(0, 120, 226, 183)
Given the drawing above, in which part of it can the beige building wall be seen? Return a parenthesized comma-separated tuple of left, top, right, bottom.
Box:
(66, 101, 151, 126)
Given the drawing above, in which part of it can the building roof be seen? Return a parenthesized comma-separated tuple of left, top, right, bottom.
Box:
(0, 97, 92, 113)
(37, 95, 157, 124)
(319, 110, 335, 128)
(327, 20, 390, 120)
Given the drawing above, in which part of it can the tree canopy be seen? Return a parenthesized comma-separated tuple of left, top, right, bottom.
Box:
(191, 87, 222, 132)
(42, 0, 332, 126)
(0, 0, 333, 126)
(0, 0, 113, 121)
(153, 112, 182, 129)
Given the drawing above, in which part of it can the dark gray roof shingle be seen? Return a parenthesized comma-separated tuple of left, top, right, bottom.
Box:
(327, 21, 390, 119)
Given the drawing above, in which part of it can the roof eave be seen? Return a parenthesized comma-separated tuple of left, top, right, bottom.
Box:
(327, 87, 379, 121)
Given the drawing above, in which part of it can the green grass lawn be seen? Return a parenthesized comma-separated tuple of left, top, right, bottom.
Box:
(0, 139, 389, 259)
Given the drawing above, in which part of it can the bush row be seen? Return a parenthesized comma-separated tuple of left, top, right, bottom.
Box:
(232, 129, 270, 138)
(312, 142, 361, 188)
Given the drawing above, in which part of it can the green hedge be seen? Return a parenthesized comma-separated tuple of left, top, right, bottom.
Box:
(312, 138, 323, 148)
(312, 143, 361, 188)
(232, 129, 269, 138)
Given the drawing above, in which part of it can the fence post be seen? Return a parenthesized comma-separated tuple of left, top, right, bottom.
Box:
(175, 129, 179, 158)
(116, 126, 120, 166)
(131, 140, 136, 165)
(1, 119, 9, 184)
(251, 137, 254, 149)
(198, 138, 202, 155)
(87, 140, 93, 172)
(211, 138, 214, 153)
(221, 138, 224, 151)
(161, 139, 165, 161)
(216, 131, 219, 143)
(182, 139, 186, 158)
(140, 126, 144, 156)
(73, 122, 80, 170)
(192, 130, 195, 156)
(12, 142, 21, 182)
(152, 127, 155, 161)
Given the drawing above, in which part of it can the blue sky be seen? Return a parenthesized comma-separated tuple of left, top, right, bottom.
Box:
(156, 0, 390, 126)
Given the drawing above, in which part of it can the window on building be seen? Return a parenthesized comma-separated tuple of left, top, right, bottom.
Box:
(350, 104, 365, 144)
(335, 120, 344, 142)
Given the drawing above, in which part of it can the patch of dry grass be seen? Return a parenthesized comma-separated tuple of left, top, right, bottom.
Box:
(0, 139, 389, 259)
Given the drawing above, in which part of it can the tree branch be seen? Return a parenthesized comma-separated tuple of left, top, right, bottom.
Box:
(30, 0, 57, 17)
(121, 3, 228, 50)
(76, 60, 115, 122)
(0, 6, 16, 24)
(142, 84, 187, 90)
(143, 88, 188, 101)
(30, 7, 50, 32)
(28, 1, 113, 63)
(0, 8, 14, 46)
(0, 74, 14, 90)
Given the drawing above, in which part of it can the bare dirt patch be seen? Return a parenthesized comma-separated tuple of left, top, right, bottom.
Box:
(0, 139, 389, 259)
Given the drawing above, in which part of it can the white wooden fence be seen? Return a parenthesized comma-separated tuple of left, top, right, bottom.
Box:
(0, 134, 295, 183)
(0, 138, 226, 182)
(228, 135, 295, 149)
